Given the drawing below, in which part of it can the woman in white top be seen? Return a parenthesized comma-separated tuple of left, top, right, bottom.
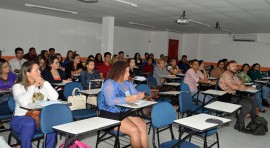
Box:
(167, 58, 182, 75)
(10, 61, 59, 148)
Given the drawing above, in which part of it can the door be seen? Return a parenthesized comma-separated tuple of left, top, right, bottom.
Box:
(168, 39, 179, 61)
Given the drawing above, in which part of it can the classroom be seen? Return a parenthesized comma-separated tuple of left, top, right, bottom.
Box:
(0, 0, 270, 148)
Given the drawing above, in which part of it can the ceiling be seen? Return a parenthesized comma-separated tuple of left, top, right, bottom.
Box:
(1, 0, 270, 34)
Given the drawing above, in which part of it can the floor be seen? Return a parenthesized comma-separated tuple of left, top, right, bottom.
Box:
(0, 108, 269, 148)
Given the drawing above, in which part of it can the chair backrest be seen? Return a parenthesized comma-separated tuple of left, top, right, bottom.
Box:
(147, 76, 158, 88)
(8, 95, 15, 113)
(151, 102, 176, 128)
(97, 92, 103, 115)
(63, 82, 84, 100)
(179, 92, 193, 113)
(135, 84, 151, 96)
(40, 104, 73, 134)
(180, 82, 190, 92)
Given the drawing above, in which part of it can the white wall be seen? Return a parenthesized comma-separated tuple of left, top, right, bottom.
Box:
(114, 26, 149, 58)
(198, 34, 270, 67)
(0, 8, 102, 57)
(182, 34, 200, 60)
(0, 8, 174, 59)
(148, 31, 168, 58)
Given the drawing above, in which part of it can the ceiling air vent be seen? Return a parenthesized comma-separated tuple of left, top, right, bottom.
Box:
(233, 35, 257, 42)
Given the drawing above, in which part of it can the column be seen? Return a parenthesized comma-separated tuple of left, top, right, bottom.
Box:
(101, 16, 114, 55)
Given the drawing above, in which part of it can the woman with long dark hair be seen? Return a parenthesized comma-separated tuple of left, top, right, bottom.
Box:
(65, 54, 84, 79)
(94, 53, 103, 69)
(238, 64, 265, 112)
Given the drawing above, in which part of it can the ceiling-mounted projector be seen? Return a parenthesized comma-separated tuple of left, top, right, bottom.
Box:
(176, 18, 189, 24)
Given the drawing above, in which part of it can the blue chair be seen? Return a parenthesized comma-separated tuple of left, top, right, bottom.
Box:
(180, 83, 190, 92)
(179, 93, 219, 148)
(147, 76, 158, 88)
(0, 94, 14, 132)
(8, 95, 44, 147)
(135, 84, 151, 96)
(151, 102, 199, 148)
(136, 84, 170, 103)
(178, 92, 208, 118)
(95, 92, 130, 148)
(63, 82, 82, 100)
(63, 82, 97, 120)
(40, 104, 73, 148)
(180, 83, 199, 104)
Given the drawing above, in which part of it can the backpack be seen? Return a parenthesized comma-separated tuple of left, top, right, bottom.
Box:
(246, 116, 268, 135)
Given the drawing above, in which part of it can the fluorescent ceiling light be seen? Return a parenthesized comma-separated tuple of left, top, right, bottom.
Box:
(113, 0, 137, 7)
(129, 22, 154, 28)
(25, 3, 78, 14)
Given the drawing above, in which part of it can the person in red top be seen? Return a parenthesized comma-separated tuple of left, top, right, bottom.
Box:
(142, 58, 154, 75)
(98, 52, 112, 79)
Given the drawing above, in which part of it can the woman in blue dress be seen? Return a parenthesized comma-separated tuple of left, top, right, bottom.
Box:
(99, 60, 149, 148)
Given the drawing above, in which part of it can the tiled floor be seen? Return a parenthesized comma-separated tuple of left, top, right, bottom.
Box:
(1, 108, 269, 148)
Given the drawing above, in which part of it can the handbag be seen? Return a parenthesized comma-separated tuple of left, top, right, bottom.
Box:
(26, 110, 40, 128)
(60, 140, 91, 148)
(68, 88, 86, 111)
(139, 96, 155, 118)
(25, 91, 44, 128)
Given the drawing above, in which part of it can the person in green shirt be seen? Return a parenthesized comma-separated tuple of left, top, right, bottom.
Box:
(238, 64, 265, 112)
(238, 64, 252, 83)
(248, 63, 270, 108)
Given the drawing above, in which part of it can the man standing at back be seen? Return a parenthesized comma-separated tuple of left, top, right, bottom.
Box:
(9, 47, 27, 74)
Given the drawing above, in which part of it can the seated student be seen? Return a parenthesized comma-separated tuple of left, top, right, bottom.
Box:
(35, 54, 49, 72)
(42, 56, 71, 84)
(11, 61, 59, 148)
(55, 53, 65, 71)
(0, 58, 17, 129)
(128, 58, 141, 79)
(65, 54, 84, 79)
(63, 50, 73, 67)
(210, 60, 225, 78)
(42, 56, 71, 100)
(0, 58, 17, 89)
(184, 59, 216, 102)
(9, 47, 27, 74)
(248, 63, 270, 107)
(177, 55, 190, 74)
(167, 58, 182, 75)
(111, 54, 119, 65)
(142, 58, 154, 75)
(99, 61, 148, 148)
(148, 53, 156, 65)
(98, 52, 112, 79)
(153, 59, 170, 86)
(94, 53, 103, 70)
(238, 64, 265, 112)
(80, 59, 101, 90)
(23, 47, 37, 62)
(134, 53, 143, 67)
(219, 60, 256, 133)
